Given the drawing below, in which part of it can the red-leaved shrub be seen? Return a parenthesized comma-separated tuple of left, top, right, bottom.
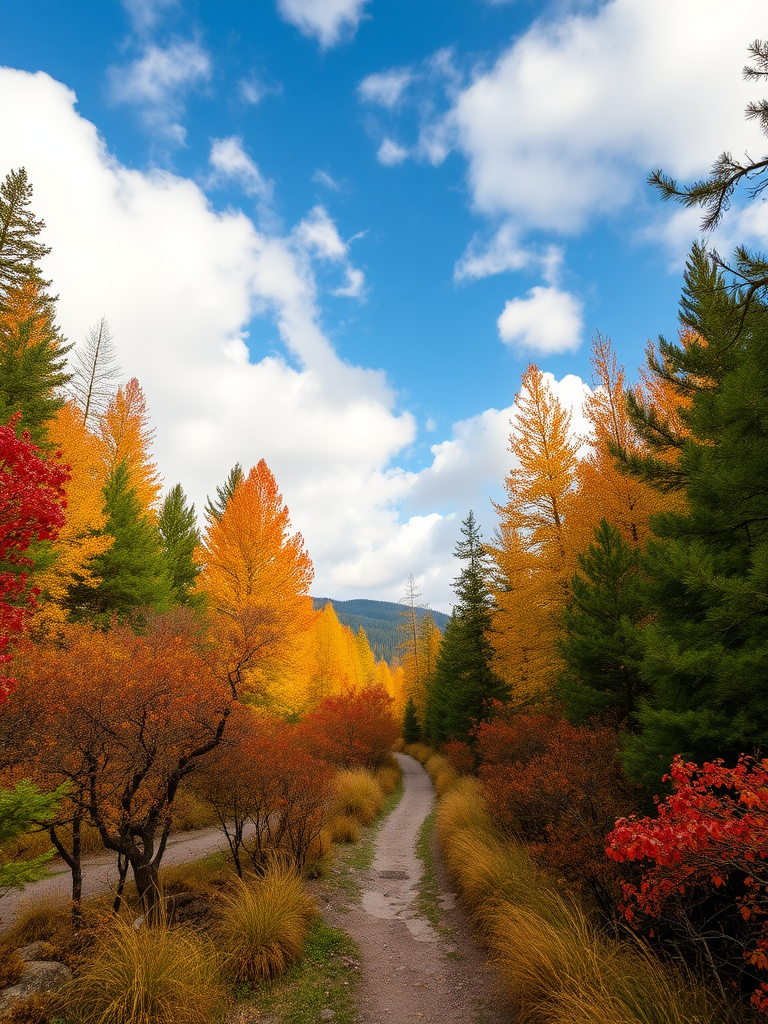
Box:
(607, 754, 768, 1012)
(475, 710, 639, 914)
(296, 686, 398, 769)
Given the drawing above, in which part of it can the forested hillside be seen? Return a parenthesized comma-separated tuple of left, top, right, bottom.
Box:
(312, 597, 449, 663)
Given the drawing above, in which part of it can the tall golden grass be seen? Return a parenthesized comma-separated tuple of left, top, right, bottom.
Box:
(376, 764, 401, 795)
(69, 914, 224, 1024)
(216, 860, 316, 983)
(333, 768, 384, 825)
(437, 778, 726, 1024)
(423, 752, 458, 795)
(404, 742, 431, 764)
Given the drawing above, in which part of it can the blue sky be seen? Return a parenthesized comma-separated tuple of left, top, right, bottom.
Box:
(0, 0, 765, 608)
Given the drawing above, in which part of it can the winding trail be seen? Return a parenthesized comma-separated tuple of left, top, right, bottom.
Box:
(325, 753, 512, 1024)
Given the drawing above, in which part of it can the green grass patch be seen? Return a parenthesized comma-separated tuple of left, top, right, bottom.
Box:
(243, 917, 361, 1024)
(415, 808, 460, 956)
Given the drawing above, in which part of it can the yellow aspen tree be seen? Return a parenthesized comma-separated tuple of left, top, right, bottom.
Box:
(490, 364, 581, 702)
(31, 401, 112, 634)
(412, 613, 441, 726)
(98, 378, 162, 516)
(354, 626, 378, 687)
(195, 459, 314, 696)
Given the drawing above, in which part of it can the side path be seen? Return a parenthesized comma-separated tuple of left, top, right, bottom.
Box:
(326, 753, 512, 1024)
(0, 825, 232, 934)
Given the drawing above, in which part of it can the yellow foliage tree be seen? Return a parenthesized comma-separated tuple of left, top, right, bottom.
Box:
(195, 459, 314, 696)
(31, 400, 112, 633)
(98, 378, 162, 516)
(490, 364, 581, 702)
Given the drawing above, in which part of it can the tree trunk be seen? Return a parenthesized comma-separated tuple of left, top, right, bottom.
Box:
(132, 859, 161, 920)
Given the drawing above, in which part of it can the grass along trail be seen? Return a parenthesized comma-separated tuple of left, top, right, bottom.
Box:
(323, 752, 511, 1024)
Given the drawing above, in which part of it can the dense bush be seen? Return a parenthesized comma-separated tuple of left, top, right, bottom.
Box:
(296, 685, 398, 769)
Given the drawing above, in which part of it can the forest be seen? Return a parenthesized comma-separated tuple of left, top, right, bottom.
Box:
(0, 42, 767, 1024)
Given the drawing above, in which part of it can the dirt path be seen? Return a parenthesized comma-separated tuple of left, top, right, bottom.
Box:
(0, 825, 233, 934)
(325, 753, 512, 1024)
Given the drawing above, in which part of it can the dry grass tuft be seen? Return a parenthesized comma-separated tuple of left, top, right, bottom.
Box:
(327, 813, 361, 845)
(436, 777, 726, 1024)
(158, 853, 230, 896)
(0, 948, 25, 987)
(376, 764, 401, 795)
(404, 742, 431, 764)
(423, 753, 458, 795)
(216, 860, 316, 983)
(392, 737, 406, 753)
(5, 991, 66, 1024)
(3, 896, 73, 948)
(69, 914, 224, 1024)
(334, 768, 384, 825)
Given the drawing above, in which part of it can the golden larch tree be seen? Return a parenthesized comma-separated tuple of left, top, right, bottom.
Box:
(98, 378, 162, 515)
(195, 459, 314, 695)
(490, 364, 581, 702)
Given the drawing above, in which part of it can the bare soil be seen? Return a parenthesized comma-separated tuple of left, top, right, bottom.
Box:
(324, 753, 512, 1024)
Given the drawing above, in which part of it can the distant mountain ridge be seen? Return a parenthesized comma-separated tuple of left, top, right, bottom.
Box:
(312, 597, 450, 665)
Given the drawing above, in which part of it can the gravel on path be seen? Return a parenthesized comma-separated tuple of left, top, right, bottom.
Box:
(326, 752, 512, 1024)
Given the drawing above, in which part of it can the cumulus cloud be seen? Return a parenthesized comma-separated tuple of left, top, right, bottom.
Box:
(497, 285, 584, 355)
(454, 222, 533, 281)
(107, 38, 211, 141)
(276, 0, 370, 49)
(449, 0, 764, 232)
(358, 67, 413, 109)
(377, 138, 409, 166)
(236, 74, 282, 107)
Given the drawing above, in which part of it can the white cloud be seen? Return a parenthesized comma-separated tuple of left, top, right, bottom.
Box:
(121, 0, 178, 33)
(448, 0, 765, 232)
(332, 267, 365, 298)
(358, 67, 413, 109)
(236, 74, 282, 107)
(454, 221, 532, 281)
(107, 38, 211, 141)
(312, 169, 342, 192)
(209, 137, 273, 203)
(276, 0, 369, 49)
(377, 138, 409, 166)
(497, 285, 584, 355)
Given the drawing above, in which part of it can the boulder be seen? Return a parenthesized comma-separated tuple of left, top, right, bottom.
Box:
(0, 960, 72, 1018)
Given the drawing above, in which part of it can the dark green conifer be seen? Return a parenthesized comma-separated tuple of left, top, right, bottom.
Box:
(557, 520, 647, 726)
(402, 696, 421, 744)
(424, 512, 507, 743)
(158, 483, 200, 606)
(204, 462, 243, 523)
(68, 461, 171, 622)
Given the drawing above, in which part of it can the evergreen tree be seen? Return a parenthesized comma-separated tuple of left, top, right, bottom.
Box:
(402, 695, 421, 744)
(68, 461, 171, 622)
(557, 520, 647, 726)
(425, 512, 507, 742)
(158, 483, 200, 606)
(620, 248, 768, 784)
(204, 463, 244, 524)
(0, 168, 51, 303)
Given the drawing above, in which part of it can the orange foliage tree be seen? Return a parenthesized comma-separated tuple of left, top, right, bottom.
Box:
(197, 708, 333, 874)
(6, 615, 235, 913)
(195, 459, 314, 697)
(297, 686, 398, 769)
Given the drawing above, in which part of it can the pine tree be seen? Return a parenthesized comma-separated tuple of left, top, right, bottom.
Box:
(402, 696, 421, 744)
(557, 520, 648, 726)
(158, 484, 200, 606)
(425, 512, 506, 743)
(0, 168, 51, 303)
(621, 247, 768, 784)
(67, 461, 171, 622)
(204, 463, 244, 524)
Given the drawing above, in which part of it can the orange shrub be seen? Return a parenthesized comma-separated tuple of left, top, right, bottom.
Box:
(296, 686, 398, 769)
